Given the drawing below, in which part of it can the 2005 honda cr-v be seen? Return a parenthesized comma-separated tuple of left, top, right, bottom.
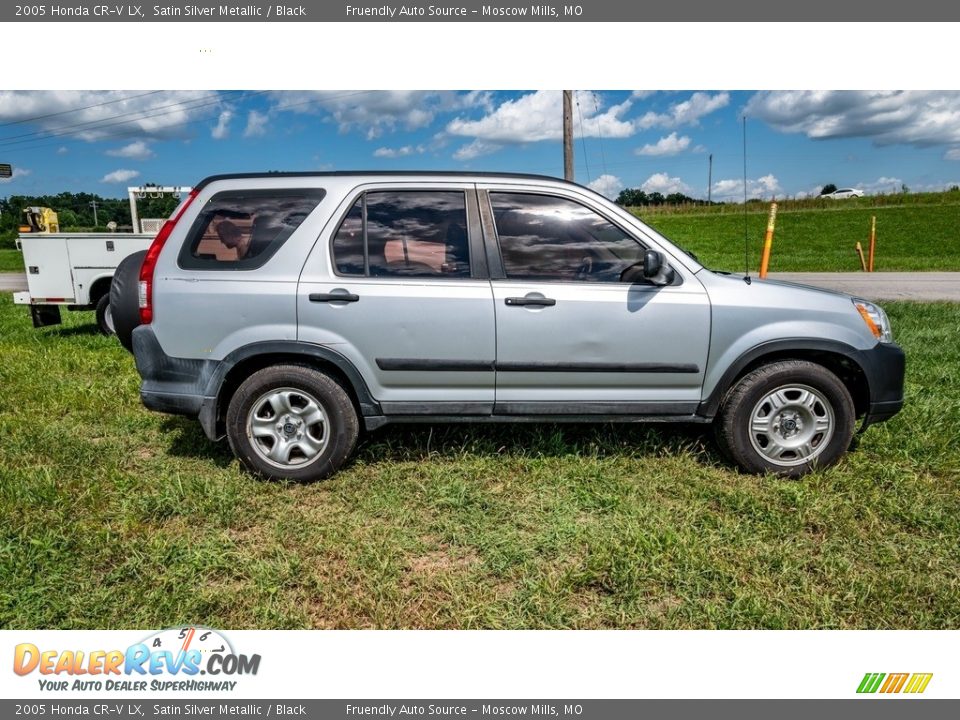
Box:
(116, 172, 905, 481)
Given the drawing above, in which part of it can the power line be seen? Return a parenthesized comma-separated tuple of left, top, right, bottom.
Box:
(575, 91, 590, 182)
(0, 91, 162, 129)
(0, 92, 234, 147)
(0, 90, 378, 157)
(591, 92, 608, 177)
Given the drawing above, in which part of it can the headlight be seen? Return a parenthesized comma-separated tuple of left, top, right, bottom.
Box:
(853, 298, 893, 343)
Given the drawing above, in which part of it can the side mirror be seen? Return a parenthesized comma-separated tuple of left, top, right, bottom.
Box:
(621, 250, 675, 286)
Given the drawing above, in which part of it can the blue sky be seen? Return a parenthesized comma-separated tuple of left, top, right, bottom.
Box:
(1, 90, 959, 200)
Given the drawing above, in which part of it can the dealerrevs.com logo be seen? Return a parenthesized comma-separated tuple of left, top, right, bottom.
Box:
(13, 627, 261, 692)
(857, 673, 933, 694)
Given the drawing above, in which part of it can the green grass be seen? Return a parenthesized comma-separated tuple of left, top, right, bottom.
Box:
(635, 200, 960, 272)
(0, 249, 24, 273)
(0, 294, 958, 629)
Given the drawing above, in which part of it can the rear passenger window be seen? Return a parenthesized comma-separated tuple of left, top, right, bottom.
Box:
(331, 191, 470, 278)
(179, 188, 325, 270)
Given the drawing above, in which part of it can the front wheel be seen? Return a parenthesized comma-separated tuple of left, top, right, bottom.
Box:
(225, 365, 359, 482)
(715, 360, 856, 477)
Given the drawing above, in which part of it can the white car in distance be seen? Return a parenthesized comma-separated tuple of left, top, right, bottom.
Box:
(821, 188, 864, 199)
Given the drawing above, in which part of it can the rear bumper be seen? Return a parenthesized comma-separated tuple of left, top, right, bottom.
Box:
(133, 325, 222, 440)
(853, 341, 906, 430)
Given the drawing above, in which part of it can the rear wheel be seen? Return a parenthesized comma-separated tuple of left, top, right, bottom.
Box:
(95, 293, 115, 335)
(715, 360, 856, 477)
(110, 249, 147, 352)
(225, 365, 359, 482)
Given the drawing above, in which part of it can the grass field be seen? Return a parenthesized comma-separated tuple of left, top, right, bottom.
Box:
(0, 249, 24, 273)
(1, 294, 958, 629)
(635, 197, 960, 272)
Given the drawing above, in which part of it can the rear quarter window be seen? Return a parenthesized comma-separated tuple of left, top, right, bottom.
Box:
(178, 188, 325, 270)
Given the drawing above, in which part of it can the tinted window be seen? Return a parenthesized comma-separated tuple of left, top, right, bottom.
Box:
(331, 191, 470, 278)
(490, 193, 644, 282)
(332, 198, 364, 276)
(179, 188, 324, 270)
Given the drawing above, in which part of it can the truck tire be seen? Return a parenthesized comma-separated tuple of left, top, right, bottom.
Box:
(110, 249, 147, 353)
(95, 294, 115, 336)
(715, 360, 856, 477)
(225, 365, 359, 482)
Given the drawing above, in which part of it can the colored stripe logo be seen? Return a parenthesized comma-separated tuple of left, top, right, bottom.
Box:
(857, 673, 933, 694)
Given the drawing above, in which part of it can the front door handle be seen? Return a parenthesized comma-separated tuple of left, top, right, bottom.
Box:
(505, 296, 556, 307)
(309, 292, 359, 303)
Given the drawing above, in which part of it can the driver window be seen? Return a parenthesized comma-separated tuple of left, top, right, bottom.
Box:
(489, 192, 644, 282)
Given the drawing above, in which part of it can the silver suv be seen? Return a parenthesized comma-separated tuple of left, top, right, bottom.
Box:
(119, 172, 905, 481)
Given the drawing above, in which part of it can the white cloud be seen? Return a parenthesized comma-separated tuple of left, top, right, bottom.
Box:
(373, 145, 425, 158)
(0, 90, 220, 142)
(446, 90, 636, 146)
(641, 172, 693, 196)
(267, 90, 488, 140)
(453, 139, 502, 161)
(946, 147, 960, 161)
(0, 167, 30, 184)
(631, 90, 656, 100)
(211, 110, 233, 139)
(856, 176, 904, 195)
(635, 92, 730, 130)
(101, 169, 139, 184)
(746, 91, 960, 147)
(106, 140, 153, 160)
(635, 132, 692, 157)
(711, 174, 782, 201)
(243, 110, 268, 137)
(56, 146, 68, 155)
(587, 174, 624, 199)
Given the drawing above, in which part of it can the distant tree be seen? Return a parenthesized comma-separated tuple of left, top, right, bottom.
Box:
(615, 188, 649, 206)
(949, 185, 960, 192)
(647, 192, 665, 206)
(819, 183, 837, 196)
(901, 183, 910, 194)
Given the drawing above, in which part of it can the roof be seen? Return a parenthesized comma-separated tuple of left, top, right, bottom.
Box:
(194, 170, 580, 191)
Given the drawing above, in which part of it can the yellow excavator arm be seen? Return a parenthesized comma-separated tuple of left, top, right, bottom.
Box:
(19, 207, 60, 233)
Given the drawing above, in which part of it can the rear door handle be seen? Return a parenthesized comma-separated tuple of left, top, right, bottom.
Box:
(505, 297, 556, 307)
(309, 292, 359, 303)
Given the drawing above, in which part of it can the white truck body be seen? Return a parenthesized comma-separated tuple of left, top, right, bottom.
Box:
(13, 232, 154, 330)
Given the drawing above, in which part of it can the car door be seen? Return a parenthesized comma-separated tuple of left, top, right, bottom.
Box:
(480, 187, 711, 415)
(297, 183, 496, 415)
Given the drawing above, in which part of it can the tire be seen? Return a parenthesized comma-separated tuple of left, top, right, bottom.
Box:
(110, 249, 147, 353)
(225, 365, 359, 482)
(715, 360, 856, 477)
(95, 293, 115, 336)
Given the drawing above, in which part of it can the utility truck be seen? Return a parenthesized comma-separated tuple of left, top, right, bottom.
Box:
(12, 186, 190, 334)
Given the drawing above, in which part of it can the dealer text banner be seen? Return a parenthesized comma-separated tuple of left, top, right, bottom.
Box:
(1, 701, 959, 719)
(3, 0, 960, 21)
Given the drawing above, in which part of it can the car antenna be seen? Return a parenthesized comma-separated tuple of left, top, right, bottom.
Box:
(742, 114, 751, 285)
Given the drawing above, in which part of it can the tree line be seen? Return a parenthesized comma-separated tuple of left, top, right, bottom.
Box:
(0, 190, 180, 247)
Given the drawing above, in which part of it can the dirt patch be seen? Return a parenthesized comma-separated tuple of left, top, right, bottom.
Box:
(408, 545, 480, 575)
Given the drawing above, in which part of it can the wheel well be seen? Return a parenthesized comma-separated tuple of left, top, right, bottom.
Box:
(88, 276, 113, 305)
(726, 349, 870, 417)
(215, 353, 364, 430)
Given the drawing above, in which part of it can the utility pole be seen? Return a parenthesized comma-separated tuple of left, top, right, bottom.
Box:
(707, 153, 713, 204)
(89, 200, 99, 227)
(562, 90, 574, 181)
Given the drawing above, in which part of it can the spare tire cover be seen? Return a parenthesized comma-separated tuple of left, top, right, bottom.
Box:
(110, 249, 147, 353)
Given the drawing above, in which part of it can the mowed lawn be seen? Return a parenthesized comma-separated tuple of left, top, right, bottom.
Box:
(0, 294, 958, 630)
(636, 200, 960, 272)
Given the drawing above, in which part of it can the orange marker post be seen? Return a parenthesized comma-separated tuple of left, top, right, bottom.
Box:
(855, 242, 868, 272)
(868, 215, 876, 272)
(758, 200, 778, 279)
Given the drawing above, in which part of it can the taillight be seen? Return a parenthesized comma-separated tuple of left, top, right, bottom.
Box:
(139, 189, 199, 324)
